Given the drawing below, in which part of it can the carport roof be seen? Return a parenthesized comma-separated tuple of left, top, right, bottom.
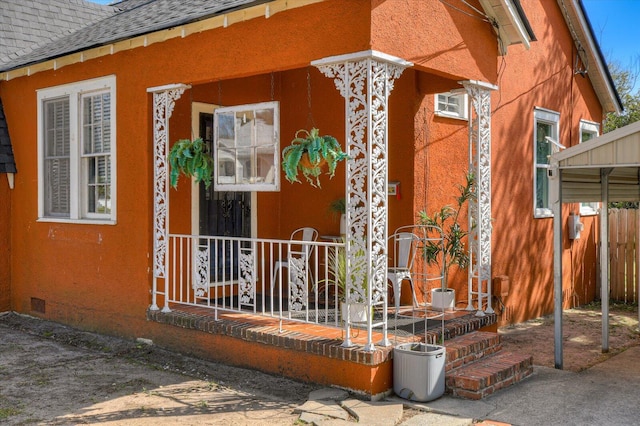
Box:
(551, 121, 640, 203)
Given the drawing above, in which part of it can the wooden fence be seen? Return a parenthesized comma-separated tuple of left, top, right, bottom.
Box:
(609, 209, 639, 304)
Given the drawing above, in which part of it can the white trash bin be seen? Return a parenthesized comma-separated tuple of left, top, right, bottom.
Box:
(393, 343, 445, 402)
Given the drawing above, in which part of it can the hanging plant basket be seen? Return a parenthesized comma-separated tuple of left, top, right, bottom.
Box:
(281, 128, 348, 188)
(168, 138, 214, 189)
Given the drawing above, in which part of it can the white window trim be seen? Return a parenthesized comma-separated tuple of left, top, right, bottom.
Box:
(533, 107, 560, 218)
(213, 101, 280, 192)
(37, 75, 116, 224)
(579, 119, 600, 216)
(434, 92, 469, 121)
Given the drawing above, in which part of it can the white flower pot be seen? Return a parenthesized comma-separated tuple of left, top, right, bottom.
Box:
(431, 288, 455, 311)
(341, 302, 369, 323)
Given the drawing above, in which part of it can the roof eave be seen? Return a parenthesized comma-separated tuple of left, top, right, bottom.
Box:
(1, 0, 325, 80)
(562, 0, 623, 114)
(478, 0, 536, 55)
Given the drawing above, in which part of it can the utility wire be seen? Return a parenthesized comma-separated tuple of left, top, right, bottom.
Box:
(438, 0, 490, 22)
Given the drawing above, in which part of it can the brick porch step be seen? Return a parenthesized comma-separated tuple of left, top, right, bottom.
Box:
(444, 331, 503, 373)
(447, 351, 534, 400)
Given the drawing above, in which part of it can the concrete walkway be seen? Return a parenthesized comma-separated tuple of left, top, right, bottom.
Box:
(1, 312, 639, 425)
(401, 345, 640, 425)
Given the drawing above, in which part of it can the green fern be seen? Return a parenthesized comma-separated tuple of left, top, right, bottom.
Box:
(282, 128, 348, 187)
(168, 138, 214, 189)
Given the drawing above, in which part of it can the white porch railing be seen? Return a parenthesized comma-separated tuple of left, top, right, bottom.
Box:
(162, 234, 368, 332)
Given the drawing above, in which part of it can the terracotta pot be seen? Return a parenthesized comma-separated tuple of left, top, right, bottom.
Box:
(299, 153, 327, 169)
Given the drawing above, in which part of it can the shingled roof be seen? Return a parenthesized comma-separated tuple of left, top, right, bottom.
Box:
(0, 0, 117, 67)
(0, 0, 267, 73)
(0, 0, 117, 176)
(0, 99, 17, 174)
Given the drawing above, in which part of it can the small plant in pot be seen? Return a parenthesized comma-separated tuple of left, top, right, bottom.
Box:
(322, 239, 369, 323)
(282, 128, 348, 188)
(418, 172, 476, 310)
(168, 138, 214, 189)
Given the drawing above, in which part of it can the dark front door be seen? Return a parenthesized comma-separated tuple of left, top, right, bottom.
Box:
(197, 112, 251, 281)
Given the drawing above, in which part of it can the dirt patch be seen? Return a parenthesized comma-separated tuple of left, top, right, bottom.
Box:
(499, 303, 640, 372)
(2, 304, 638, 424)
(0, 312, 320, 425)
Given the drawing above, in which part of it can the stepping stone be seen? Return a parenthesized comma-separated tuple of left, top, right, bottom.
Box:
(400, 413, 474, 426)
(295, 400, 350, 420)
(341, 399, 403, 425)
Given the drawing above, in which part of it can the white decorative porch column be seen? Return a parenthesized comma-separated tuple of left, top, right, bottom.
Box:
(313, 51, 412, 350)
(147, 83, 191, 312)
(462, 80, 497, 317)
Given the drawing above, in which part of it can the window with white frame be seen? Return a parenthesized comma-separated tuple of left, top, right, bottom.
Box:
(534, 108, 560, 217)
(213, 101, 279, 191)
(435, 92, 468, 120)
(38, 76, 116, 222)
(579, 120, 600, 215)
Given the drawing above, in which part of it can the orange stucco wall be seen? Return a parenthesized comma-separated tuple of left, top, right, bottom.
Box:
(371, 0, 498, 81)
(413, 0, 604, 323)
(0, 0, 608, 389)
(0, 0, 375, 335)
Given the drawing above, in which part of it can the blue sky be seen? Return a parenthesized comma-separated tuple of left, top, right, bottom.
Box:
(582, 0, 640, 68)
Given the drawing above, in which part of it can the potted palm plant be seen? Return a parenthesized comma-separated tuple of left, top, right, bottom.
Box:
(417, 172, 475, 310)
(168, 138, 214, 189)
(282, 128, 348, 188)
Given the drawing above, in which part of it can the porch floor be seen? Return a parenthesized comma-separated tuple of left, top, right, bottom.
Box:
(147, 304, 497, 396)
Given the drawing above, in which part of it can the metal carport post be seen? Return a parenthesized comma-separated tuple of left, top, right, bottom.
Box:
(550, 120, 640, 369)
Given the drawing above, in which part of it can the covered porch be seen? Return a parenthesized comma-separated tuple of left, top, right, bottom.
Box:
(145, 50, 499, 394)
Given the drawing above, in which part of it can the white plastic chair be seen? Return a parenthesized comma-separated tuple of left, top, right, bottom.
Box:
(388, 231, 420, 310)
(271, 227, 319, 293)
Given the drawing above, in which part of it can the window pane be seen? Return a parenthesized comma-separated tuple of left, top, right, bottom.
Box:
(582, 130, 596, 142)
(236, 148, 252, 184)
(236, 110, 254, 147)
(45, 158, 70, 216)
(82, 92, 111, 217)
(257, 146, 275, 183)
(536, 122, 552, 164)
(214, 102, 279, 190)
(44, 99, 70, 157)
(436, 93, 463, 115)
(43, 99, 71, 216)
(255, 109, 274, 146)
(217, 112, 235, 148)
(536, 167, 549, 210)
(86, 155, 111, 214)
(217, 148, 236, 184)
(83, 93, 111, 154)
